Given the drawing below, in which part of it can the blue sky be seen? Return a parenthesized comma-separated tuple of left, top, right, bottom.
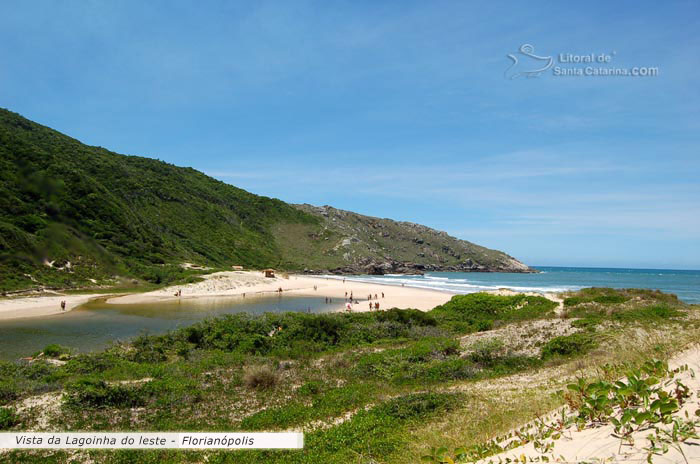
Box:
(1, 1, 699, 269)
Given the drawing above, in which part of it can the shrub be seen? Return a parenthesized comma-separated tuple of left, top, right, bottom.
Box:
(0, 382, 19, 405)
(468, 338, 506, 365)
(64, 379, 145, 409)
(613, 304, 682, 323)
(375, 308, 437, 327)
(297, 380, 326, 396)
(0, 407, 18, 430)
(353, 338, 461, 383)
(64, 351, 125, 374)
(374, 392, 460, 420)
(42, 344, 70, 358)
(422, 358, 477, 381)
(541, 333, 596, 359)
(571, 317, 601, 331)
(130, 334, 168, 363)
(432, 293, 556, 332)
(243, 366, 278, 390)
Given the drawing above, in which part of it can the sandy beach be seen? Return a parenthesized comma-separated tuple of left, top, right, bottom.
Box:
(107, 271, 454, 312)
(0, 294, 108, 321)
(0, 271, 454, 321)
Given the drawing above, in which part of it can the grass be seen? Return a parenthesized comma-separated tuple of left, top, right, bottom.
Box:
(0, 288, 697, 464)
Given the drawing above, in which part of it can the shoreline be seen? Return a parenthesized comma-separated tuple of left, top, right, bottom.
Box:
(0, 271, 456, 321)
(0, 293, 109, 321)
(106, 271, 455, 312)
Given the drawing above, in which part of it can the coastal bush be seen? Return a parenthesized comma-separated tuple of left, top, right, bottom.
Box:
(130, 334, 169, 363)
(420, 358, 478, 381)
(0, 361, 66, 405)
(612, 303, 682, 323)
(374, 392, 460, 420)
(146, 310, 445, 360)
(571, 316, 602, 331)
(241, 384, 372, 431)
(64, 379, 145, 409)
(243, 366, 278, 390)
(41, 344, 70, 359)
(353, 338, 461, 383)
(0, 382, 19, 405)
(375, 308, 437, 327)
(569, 300, 683, 326)
(297, 380, 327, 396)
(541, 333, 596, 359)
(64, 351, 127, 374)
(564, 288, 680, 308)
(432, 293, 556, 333)
(0, 407, 18, 430)
(468, 338, 506, 366)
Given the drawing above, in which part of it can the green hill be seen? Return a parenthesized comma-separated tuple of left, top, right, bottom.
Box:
(0, 108, 531, 292)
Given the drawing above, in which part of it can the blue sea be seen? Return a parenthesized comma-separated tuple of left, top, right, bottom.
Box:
(327, 267, 700, 304)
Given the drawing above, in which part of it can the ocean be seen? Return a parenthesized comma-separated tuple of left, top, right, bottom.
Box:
(326, 266, 700, 304)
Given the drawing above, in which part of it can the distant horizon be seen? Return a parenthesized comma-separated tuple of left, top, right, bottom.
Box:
(530, 265, 700, 272)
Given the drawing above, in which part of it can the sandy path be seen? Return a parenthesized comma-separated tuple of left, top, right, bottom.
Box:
(0, 294, 107, 321)
(107, 271, 454, 311)
(476, 345, 700, 463)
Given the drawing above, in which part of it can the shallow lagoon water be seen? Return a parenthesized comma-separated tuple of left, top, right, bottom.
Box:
(0, 295, 339, 361)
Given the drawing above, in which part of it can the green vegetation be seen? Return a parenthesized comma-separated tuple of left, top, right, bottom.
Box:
(64, 379, 146, 409)
(0, 108, 528, 293)
(0, 406, 18, 430)
(540, 332, 596, 359)
(39, 344, 70, 359)
(1, 289, 696, 463)
(563, 287, 680, 307)
(432, 293, 557, 332)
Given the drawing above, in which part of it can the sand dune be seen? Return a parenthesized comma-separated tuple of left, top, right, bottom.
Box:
(477, 345, 700, 464)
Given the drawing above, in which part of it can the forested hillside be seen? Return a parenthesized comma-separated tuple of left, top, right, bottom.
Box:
(0, 109, 530, 292)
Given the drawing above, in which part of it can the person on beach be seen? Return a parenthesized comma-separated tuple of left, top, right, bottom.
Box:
(60, 300, 66, 311)
(375, 302, 380, 311)
(382, 292, 384, 298)
(314, 285, 317, 291)
(369, 302, 372, 310)
(374, 293, 378, 299)
(346, 302, 352, 312)
(243, 293, 245, 298)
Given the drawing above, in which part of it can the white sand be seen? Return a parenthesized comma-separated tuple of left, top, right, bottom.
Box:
(0, 294, 106, 321)
(107, 271, 454, 311)
(477, 345, 700, 463)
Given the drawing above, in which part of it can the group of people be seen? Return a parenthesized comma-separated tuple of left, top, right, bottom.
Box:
(173, 289, 182, 297)
(340, 289, 386, 312)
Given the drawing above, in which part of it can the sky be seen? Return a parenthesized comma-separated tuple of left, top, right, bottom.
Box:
(1, 1, 699, 269)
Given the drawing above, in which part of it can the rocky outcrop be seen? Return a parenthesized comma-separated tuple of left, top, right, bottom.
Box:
(294, 204, 536, 275)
